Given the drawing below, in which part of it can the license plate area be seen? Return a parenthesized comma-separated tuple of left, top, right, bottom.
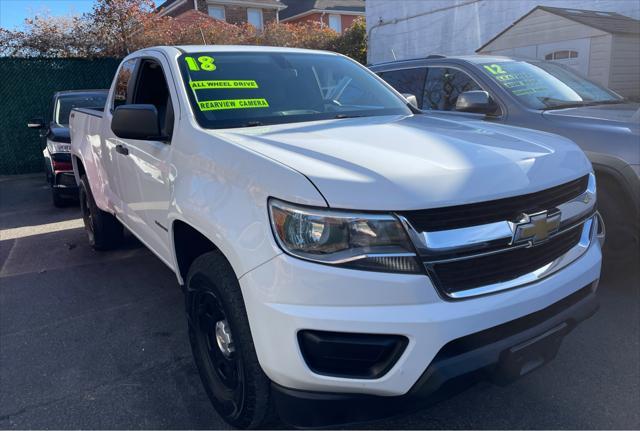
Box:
(494, 322, 569, 384)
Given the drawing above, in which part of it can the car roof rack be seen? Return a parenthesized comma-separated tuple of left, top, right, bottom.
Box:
(369, 54, 448, 67)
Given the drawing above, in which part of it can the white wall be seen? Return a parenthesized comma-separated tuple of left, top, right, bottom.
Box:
(588, 34, 613, 86)
(366, 0, 640, 64)
(609, 33, 640, 98)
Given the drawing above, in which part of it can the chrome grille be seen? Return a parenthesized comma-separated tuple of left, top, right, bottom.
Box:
(399, 175, 589, 232)
(399, 174, 597, 299)
(426, 226, 583, 295)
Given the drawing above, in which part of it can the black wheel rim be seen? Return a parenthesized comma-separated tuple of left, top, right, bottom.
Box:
(191, 282, 245, 419)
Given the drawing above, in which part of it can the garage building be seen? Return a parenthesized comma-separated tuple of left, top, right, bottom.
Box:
(476, 6, 640, 99)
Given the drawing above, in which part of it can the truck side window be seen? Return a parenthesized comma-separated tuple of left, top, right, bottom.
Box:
(112, 59, 137, 110)
(132, 59, 175, 140)
(378, 68, 427, 108)
(423, 67, 481, 111)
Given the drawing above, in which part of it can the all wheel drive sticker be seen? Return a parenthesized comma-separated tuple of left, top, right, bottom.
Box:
(186, 56, 269, 112)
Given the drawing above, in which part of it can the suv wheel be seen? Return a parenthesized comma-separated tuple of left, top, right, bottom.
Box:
(186, 251, 275, 429)
(597, 175, 639, 268)
(78, 175, 123, 250)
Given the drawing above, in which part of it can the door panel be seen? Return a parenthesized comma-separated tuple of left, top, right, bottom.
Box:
(117, 137, 173, 261)
(103, 58, 137, 216)
(113, 55, 176, 264)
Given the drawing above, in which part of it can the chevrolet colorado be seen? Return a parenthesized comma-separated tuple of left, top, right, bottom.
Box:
(70, 46, 604, 428)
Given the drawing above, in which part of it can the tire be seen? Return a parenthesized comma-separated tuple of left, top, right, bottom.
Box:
(185, 251, 276, 429)
(597, 174, 640, 268)
(52, 188, 66, 208)
(78, 175, 123, 250)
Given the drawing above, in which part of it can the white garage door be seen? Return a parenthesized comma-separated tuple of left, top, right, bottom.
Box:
(488, 38, 591, 77)
(536, 38, 591, 76)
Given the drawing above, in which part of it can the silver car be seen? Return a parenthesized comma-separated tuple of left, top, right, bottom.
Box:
(371, 55, 639, 263)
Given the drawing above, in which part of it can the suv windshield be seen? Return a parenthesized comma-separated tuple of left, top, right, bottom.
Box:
(478, 60, 622, 110)
(55, 93, 107, 125)
(179, 52, 411, 129)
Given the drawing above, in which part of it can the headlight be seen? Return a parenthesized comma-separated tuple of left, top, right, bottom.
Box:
(268, 199, 421, 273)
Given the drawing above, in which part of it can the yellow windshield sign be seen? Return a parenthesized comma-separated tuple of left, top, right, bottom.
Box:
(198, 98, 269, 111)
(190, 80, 258, 90)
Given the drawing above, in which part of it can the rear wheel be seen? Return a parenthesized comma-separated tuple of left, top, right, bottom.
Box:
(186, 251, 275, 429)
(78, 175, 123, 250)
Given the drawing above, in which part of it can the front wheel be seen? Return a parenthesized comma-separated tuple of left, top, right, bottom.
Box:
(186, 251, 275, 429)
(78, 175, 123, 250)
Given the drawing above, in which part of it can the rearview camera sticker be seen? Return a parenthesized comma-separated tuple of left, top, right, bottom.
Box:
(198, 98, 269, 111)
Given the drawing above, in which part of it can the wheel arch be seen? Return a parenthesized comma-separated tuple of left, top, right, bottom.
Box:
(72, 154, 86, 185)
(171, 219, 229, 285)
(588, 152, 640, 215)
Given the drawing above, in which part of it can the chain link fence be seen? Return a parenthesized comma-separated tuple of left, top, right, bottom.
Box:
(0, 58, 121, 175)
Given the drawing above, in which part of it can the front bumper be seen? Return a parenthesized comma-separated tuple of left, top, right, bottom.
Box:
(53, 171, 78, 191)
(239, 224, 601, 425)
(272, 282, 598, 427)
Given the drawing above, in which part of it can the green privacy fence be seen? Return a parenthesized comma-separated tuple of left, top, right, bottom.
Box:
(0, 57, 121, 175)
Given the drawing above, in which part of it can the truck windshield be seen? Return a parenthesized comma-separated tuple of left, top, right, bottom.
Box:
(55, 94, 107, 125)
(179, 52, 411, 129)
(478, 60, 622, 110)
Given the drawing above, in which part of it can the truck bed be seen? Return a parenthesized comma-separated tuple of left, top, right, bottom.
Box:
(71, 107, 104, 118)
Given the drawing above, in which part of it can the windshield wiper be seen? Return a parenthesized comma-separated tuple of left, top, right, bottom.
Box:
(239, 121, 264, 127)
(334, 114, 364, 119)
(585, 99, 627, 106)
(540, 97, 626, 111)
(543, 102, 588, 110)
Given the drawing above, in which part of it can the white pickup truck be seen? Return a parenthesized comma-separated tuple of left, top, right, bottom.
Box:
(70, 45, 604, 428)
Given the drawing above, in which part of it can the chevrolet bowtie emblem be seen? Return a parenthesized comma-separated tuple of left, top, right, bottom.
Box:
(511, 210, 561, 245)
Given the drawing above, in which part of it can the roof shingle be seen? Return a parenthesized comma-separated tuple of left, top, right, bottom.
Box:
(279, 0, 364, 21)
(539, 5, 640, 35)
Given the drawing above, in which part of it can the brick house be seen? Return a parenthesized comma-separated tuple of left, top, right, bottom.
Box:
(157, 0, 285, 30)
(278, 0, 365, 33)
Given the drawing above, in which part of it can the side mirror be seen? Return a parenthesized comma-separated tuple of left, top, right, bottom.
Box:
(401, 93, 419, 109)
(27, 117, 45, 129)
(111, 104, 163, 140)
(455, 90, 498, 115)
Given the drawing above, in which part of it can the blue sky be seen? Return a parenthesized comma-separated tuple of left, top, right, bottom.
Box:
(0, 0, 162, 30)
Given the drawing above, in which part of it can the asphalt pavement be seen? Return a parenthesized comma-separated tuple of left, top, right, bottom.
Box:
(1, 174, 638, 429)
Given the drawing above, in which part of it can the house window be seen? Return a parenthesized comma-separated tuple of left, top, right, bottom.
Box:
(208, 5, 225, 21)
(545, 50, 578, 60)
(328, 14, 342, 33)
(247, 8, 263, 30)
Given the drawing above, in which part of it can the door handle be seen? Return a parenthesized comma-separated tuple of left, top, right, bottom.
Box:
(115, 144, 129, 156)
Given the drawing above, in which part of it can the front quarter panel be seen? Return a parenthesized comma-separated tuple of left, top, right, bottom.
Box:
(168, 125, 327, 283)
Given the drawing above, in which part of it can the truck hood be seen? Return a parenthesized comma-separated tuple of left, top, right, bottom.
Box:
(542, 102, 640, 127)
(214, 114, 592, 211)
